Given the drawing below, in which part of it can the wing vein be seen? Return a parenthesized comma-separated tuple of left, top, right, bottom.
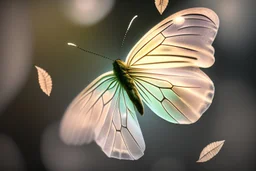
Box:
(134, 78, 162, 102)
(162, 92, 192, 123)
(165, 33, 201, 38)
(161, 44, 198, 52)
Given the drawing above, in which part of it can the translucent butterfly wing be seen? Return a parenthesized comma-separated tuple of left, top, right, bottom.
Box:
(125, 8, 218, 124)
(94, 86, 145, 160)
(129, 67, 214, 124)
(60, 72, 145, 160)
(125, 8, 219, 69)
(60, 71, 116, 145)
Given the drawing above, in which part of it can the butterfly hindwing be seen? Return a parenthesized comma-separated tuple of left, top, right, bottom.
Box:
(126, 8, 219, 69)
(95, 86, 145, 160)
(129, 67, 214, 124)
(60, 72, 145, 160)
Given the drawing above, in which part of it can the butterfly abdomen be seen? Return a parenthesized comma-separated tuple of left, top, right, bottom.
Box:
(113, 60, 144, 115)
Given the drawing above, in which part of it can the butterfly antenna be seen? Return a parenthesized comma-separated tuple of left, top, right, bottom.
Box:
(67, 43, 114, 62)
(121, 15, 138, 49)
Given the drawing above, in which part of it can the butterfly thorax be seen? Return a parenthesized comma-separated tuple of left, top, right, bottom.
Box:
(113, 59, 144, 115)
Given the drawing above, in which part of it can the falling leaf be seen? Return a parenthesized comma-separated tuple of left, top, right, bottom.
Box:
(35, 66, 52, 96)
(155, 0, 169, 15)
(197, 140, 225, 163)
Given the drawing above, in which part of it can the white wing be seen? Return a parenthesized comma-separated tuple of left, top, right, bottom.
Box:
(129, 67, 214, 124)
(94, 86, 145, 160)
(125, 8, 219, 69)
(124, 8, 218, 124)
(60, 71, 145, 160)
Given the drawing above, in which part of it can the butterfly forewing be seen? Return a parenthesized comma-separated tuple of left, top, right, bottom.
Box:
(60, 72, 145, 160)
(126, 8, 219, 69)
(60, 71, 116, 145)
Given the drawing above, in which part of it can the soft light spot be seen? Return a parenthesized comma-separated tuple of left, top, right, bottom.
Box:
(0, 1, 32, 113)
(173, 16, 185, 25)
(0, 135, 25, 171)
(62, 0, 115, 26)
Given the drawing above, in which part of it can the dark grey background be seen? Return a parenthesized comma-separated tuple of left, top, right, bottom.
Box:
(0, 0, 256, 171)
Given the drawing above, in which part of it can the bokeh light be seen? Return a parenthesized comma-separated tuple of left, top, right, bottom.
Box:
(0, 134, 25, 171)
(185, 0, 255, 60)
(61, 0, 115, 26)
(41, 122, 90, 171)
(0, 1, 33, 113)
(41, 122, 137, 171)
(214, 0, 253, 59)
(151, 157, 186, 171)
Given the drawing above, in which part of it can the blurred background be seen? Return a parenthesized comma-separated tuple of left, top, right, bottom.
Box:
(0, 0, 256, 170)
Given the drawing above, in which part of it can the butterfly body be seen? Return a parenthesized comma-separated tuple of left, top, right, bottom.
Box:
(113, 59, 144, 115)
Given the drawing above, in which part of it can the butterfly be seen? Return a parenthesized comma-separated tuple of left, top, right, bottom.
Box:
(60, 7, 219, 160)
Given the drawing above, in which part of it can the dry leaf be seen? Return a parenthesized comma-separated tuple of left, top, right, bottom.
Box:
(35, 66, 52, 96)
(155, 0, 169, 15)
(197, 140, 225, 163)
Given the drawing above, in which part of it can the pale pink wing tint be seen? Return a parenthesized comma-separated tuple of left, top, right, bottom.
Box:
(125, 8, 219, 69)
(60, 72, 145, 160)
(129, 67, 214, 124)
(126, 8, 219, 124)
